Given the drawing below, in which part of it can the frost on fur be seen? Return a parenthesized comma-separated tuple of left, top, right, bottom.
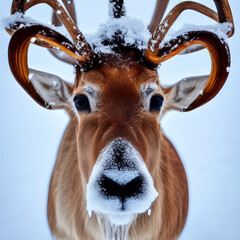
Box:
(86, 138, 158, 226)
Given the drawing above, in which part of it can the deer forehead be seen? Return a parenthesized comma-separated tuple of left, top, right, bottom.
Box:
(74, 64, 163, 99)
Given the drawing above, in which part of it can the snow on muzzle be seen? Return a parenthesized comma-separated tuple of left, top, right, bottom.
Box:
(86, 138, 158, 225)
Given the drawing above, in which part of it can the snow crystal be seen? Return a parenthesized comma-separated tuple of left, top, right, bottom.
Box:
(226, 66, 231, 72)
(2, 12, 70, 40)
(30, 37, 36, 43)
(28, 73, 34, 80)
(85, 16, 151, 54)
(158, 22, 232, 50)
(56, 10, 62, 15)
(57, 0, 71, 15)
(148, 208, 151, 216)
(180, 106, 188, 112)
(1, 12, 35, 30)
(163, 20, 168, 28)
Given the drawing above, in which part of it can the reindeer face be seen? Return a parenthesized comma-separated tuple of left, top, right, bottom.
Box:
(17, 56, 217, 225)
(74, 63, 161, 224)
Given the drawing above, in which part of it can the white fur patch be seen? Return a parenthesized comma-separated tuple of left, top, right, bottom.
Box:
(83, 84, 100, 112)
(140, 82, 158, 110)
(86, 138, 158, 225)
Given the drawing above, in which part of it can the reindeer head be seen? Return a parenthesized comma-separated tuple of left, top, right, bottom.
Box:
(6, 0, 234, 225)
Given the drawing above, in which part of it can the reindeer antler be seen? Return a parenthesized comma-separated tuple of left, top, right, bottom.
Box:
(49, 0, 78, 64)
(7, 0, 95, 64)
(148, 0, 234, 55)
(149, 0, 170, 34)
(6, 0, 235, 111)
(145, 0, 234, 111)
(6, 0, 98, 107)
(8, 25, 82, 108)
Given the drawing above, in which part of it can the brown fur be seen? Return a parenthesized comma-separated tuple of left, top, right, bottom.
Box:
(47, 56, 188, 240)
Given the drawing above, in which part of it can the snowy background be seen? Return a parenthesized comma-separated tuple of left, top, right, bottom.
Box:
(0, 0, 239, 239)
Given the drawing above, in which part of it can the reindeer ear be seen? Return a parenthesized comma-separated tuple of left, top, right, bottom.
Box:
(29, 69, 73, 109)
(164, 75, 209, 111)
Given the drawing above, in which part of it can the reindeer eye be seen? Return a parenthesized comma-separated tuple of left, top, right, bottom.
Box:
(150, 95, 164, 111)
(74, 94, 90, 112)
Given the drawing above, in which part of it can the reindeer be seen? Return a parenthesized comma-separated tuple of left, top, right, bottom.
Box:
(6, 0, 234, 239)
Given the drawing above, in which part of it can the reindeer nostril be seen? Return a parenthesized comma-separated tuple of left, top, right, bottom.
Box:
(98, 174, 144, 203)
(125, 175, 144, 197)
(98, 175, 121, 198)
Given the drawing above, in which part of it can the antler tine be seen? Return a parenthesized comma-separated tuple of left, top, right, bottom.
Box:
(147, 0, 234, 57)
(109, 0, 126, 18)
(173, 0, 234, 55)
(52, 0, 77, 27)
(149, 1, 220, 56)
(214, 0, 234, 36)
(148, 0, 170, 34)
(10, 0, 94, 63)
(49, 0, 77, 64)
